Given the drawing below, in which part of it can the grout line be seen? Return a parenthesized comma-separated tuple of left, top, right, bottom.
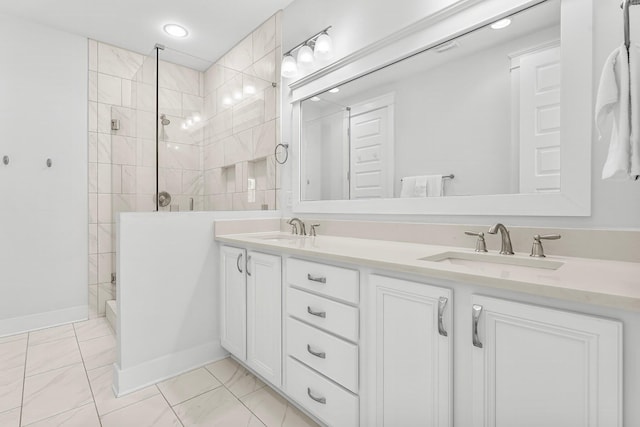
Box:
(156, 389, 185, 427)
(72, 322, 104, 427)
(18, 332, 30, 427)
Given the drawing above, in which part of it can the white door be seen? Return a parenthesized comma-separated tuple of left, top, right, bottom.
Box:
(471, 295, 622, 427)
(519, 46, 561, 193)
(220, 246, 246, 360)
(349, 100, 393, 199)
(368, 275, 452, 427)
(246, 251, 282, 386)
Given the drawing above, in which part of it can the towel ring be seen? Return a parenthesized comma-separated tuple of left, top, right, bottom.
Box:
(275, 143, 289, 164)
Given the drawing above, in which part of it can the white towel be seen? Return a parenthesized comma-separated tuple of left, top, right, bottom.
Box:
(630, 44, 640, 178)
(400, 176, 417, 198)
(426, 175, 443, 197)
(596, 45, 631, 180)
(414, 176, 428, 197)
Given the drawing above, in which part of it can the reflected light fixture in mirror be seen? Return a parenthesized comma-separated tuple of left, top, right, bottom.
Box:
(281, 26, 333, 78)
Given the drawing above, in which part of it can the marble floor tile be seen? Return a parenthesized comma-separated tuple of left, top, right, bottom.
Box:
(87, 365, 159, 416)
(78, 334, 116, 371)
(25, 337, 82, 377)
(24, 402, 100, 427)
(100, 394, 181, 427)
(157, 367, 222, 406)
(205, 358, 265, 398)
(21, 363, 92, 426)
(0, 407, 20, 427)
(0, 365, 24, 413)
(241, 386, 319, 427)
(73, 318, 113, 343)
(0, 333, 28, 345)
(28, 325, 75, 347)
(173, 387, 265, 427)
(0, 338, 28, 370)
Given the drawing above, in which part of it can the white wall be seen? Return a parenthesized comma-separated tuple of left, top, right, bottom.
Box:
(281, 0, 640, 229)
(0, 15, 88, 336)
(114, 210, 280, 395)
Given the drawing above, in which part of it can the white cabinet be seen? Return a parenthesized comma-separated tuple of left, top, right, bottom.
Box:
(220, 246, 246, 360)
(220, 246, 282, 387)
(367, 274, 452, 427)
(471, 295, 622, 427)
(246, 251, 282, 387)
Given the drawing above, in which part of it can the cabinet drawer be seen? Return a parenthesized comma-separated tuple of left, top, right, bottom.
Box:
(286, 357, 359, 427)
(287, 287, 359, 342)
(287, 258, 359, 304)
(286, 318, 358, 393)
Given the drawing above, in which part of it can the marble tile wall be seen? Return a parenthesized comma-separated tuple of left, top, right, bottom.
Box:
(87, 13, 281, 315)
(202, 11, 282, 211)
(88, 41, 204, 317)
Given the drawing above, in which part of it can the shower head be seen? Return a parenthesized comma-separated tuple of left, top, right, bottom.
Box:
(160, 114, 170, 126)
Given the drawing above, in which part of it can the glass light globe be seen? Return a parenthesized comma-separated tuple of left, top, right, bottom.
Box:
(314, 33, 333, 60)
(297, 44, 315, 65)
(281, 54, 298, 78)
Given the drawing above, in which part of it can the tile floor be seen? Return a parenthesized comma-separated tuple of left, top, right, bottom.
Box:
(0, 318, 320, 426)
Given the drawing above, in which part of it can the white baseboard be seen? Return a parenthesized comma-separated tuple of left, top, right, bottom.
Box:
(0, 305, 88, 338)
(113, 341, 228, 397)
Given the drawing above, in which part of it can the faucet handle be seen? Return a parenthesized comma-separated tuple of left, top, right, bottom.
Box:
(464, 231, 487, 252)
(310, 224, 320, 237)
(530, 234, 561, 257)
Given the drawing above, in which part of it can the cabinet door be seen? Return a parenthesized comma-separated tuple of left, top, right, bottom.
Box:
(369, 275, 452, 427)
(247, 251, 282, 386)
(220, 246, 246, 360)
(471, 295, 622, 427)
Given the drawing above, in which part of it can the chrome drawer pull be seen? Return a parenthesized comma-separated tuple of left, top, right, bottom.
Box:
(307, 387, 326, 404)
(307, 306, 327, 318)
(307, 273, 327, 284)
(236, 253, 243, 273)
(307, 344, 326, 359)
(437, 297, 448, 337)
(472, 304, 483, 348)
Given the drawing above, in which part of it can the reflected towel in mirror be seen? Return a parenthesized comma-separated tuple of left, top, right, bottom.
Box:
(400, 175, 443, 197)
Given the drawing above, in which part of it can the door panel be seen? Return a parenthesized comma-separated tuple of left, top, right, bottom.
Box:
(220, 246, 246, 360)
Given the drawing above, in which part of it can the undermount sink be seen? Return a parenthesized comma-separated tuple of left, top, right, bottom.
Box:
(256, 233, 306, 243)
(419, 251, 564, 274)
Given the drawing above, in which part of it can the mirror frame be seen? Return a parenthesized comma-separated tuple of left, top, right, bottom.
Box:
(289, 0, 592, 216)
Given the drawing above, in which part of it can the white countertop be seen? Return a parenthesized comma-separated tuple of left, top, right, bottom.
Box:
(216, 231, 640, 312)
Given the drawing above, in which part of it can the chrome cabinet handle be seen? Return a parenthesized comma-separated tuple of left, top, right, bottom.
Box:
(307, 344, 326, 359)
(438, 297, 448, 337)
(236, 253, 243, 273)
(307, 306, 326, 318)
(307, 274, 326, 284)
(472, 304, 483, 348)
(246, 255, 252, 276)
(307, 387, 326, 404)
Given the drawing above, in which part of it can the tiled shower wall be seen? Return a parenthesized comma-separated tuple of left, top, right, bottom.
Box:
(87, 41, 204, 317)
(87, 13, 281, 317)
(202, 12, 282, 210)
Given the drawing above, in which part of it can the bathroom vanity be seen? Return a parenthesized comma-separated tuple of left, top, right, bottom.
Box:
(215, 228, 635, 427)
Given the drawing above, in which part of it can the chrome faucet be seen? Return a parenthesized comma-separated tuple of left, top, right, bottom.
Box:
(487, 223, 514, 255)
(287, 218, 306, 236)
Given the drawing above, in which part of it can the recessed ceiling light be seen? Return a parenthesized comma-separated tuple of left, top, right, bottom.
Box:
(329, 87, 340, 93)
(310, 96, 321, 102)
(163, 24, 189, 38)
(490, 18, 511, 30)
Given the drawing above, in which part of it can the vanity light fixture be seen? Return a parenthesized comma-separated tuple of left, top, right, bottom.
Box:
(490, 18, 512, 30)
(163, 23, 189, 38)
(280, 26, 333, 79)
(310, 96, 321, 102)
(329, 87, 340, 93)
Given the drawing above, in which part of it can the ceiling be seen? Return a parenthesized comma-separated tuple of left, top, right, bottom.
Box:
(0, 0, 294, 70)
